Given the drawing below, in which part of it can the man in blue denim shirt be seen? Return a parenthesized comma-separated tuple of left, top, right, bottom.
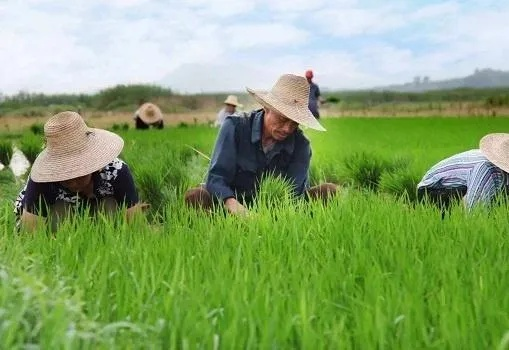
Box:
(185, 74, 338, 215)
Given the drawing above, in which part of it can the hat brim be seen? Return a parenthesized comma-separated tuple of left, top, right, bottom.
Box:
(246, 88, 325, 131)
(480, 133, 509, 174)
(30, 128, 124, 183)
(225, 101, 243, 108)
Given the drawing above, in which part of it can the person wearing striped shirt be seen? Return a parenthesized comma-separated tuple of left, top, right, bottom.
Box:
(417, 133, 509, 211)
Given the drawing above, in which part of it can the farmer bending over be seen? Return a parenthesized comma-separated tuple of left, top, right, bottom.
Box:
(184, 74, 338, 215)
(14, 111, 146, 232)
(215, 95, 243, 127)
(417, 133, 509, 212)
(134, 101, 164, 129)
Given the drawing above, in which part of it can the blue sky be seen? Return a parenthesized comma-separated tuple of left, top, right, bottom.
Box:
(1, 0, 508, 95)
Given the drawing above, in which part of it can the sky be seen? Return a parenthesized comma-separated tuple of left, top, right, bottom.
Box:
(1, 0, 509, 95)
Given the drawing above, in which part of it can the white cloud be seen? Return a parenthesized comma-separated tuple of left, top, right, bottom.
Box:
(312, 6, 404, 37)
(223, 23, 309, 49)
(0, 0, 508, 95)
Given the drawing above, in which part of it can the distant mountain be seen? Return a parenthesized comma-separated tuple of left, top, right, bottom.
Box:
(373, 68, 509, 92)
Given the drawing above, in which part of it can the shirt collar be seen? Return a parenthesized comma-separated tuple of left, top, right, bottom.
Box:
(251, 109, 295, 155)
(251, 109, 263, 144)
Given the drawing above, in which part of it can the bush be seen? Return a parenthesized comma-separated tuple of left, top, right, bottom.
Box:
(326, 96, 341, 104)
(0, 140, 13, 165)
(485, 95, 509, 108)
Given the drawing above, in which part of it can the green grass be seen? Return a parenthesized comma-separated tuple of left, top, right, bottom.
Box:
(1, 117, 509, 348)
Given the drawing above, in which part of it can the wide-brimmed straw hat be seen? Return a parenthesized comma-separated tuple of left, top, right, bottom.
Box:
(480, 133, 509, 173)
(30, 111, 124, 183)
(138, 102, 163, 124)
(224, 95, 243, 107)
(246, 74, 325, 131)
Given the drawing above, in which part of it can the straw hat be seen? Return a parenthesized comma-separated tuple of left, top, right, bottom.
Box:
(137, 102, 163, 124)
(30, 111, 124, 183)
(246, 74, 325, 131)
(224, 95, 243, 107)
(480, 133, 509, 173)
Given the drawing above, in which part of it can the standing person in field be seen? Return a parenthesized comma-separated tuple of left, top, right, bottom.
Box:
(417, 133, 509, 212)
(14, 111, 146, 232)
(184, 74, 338, 215)
(134, 101, 164, 129)
(215, 95, 243, 127)
(305, 69, 322, 120)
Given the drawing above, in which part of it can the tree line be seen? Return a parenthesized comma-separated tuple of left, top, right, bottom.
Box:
(1, 84, 509, 116)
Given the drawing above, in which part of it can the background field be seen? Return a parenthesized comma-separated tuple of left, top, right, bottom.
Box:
(1, 116, 509, 348)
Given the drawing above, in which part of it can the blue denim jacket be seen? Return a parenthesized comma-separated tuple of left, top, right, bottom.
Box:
(205, 109, 311, 203)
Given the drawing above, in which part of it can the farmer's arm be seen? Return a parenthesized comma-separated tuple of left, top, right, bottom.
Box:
(19, 179, 51, 233)
(285, 137, 311, 197)
(112, 163, 147, 222)
(464, 162, 505, 210)
(20, 211, 45, 232)
(206, 118, 247, 214)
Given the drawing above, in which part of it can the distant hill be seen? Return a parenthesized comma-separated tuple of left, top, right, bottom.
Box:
(373, 68, 509, 92)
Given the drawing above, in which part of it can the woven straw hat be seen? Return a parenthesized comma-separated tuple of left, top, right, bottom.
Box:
(138, 102, 163, 124)
(224, 95, 243, 107)
(480, 133, 509, 173)
(246, 74, 325, 131)
(30, 111, 124, 183)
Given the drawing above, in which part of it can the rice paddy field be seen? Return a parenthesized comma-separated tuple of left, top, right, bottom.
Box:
(1, 116, 509, 349)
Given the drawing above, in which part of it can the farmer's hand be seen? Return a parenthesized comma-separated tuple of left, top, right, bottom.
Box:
(126, 201, 151, 222)
(224, 198, 249, 216)
(137, 202, 151, 211)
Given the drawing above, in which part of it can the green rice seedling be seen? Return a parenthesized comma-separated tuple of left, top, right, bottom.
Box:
(110, 123, 130, 132)
(343, 151, 391, 190)
(379, 167, 421, 202)
(343, 152, 412, 191)
(1, 117, 509, 348)
(19, 133, 43, 164)
(29, 122, 44, 135)
(136, 167, 165, 213)
(0, 140, 13, 166)
(309, 162, 346, 186)
(0, 168, 17, 203)
(252, 174, 295, 211)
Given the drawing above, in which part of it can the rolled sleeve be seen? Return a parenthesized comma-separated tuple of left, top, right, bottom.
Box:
(465, 162, 505, 210)
(285, 139, 311, 196)
(206, 118, 237, 201)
